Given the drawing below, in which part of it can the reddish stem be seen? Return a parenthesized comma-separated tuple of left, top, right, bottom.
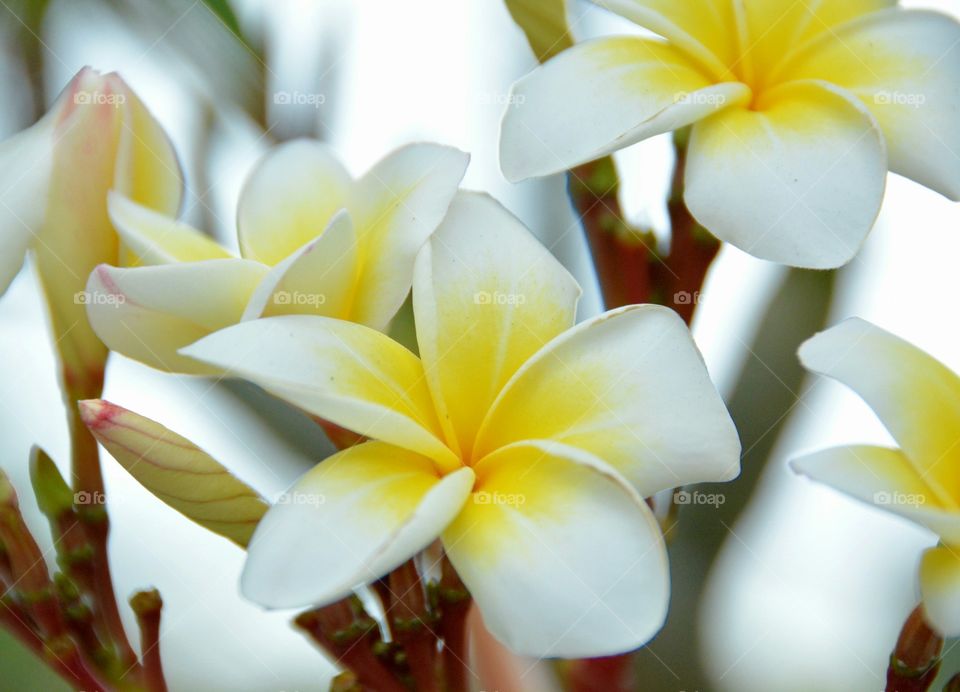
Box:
(387, 560, 439, 692)
(296, 600, 406, 692)
(131, 589, 168, 692)
(886, 605, 942, 692)
(438, 557, 473, 692)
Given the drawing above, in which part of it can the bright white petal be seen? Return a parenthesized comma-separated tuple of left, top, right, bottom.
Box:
(920, 545, 960, 638)
(780, 9, 960, 200)
(501, 36, 750, 181)
(791, 445, 960, 543)
(0, 113, 53, 294)
(799, 318, 960, 506)
(242, 210, 358, 321)
(181, 315, 458, 468)
(86, 260, 267, 374)
(237, 139, 352, 265)
(108, 192, 231, 265)
(412, 191, 581, 458)
(686, 80, 887, 269)
(443, 440, 669, 657)
(243, 441, 473, 608)
(475, 305, 740, 497)
(349, 143, 468, 329)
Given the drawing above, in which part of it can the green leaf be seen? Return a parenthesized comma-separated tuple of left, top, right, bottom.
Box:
(504, 0, 573, 62)
(200, 0, 241, 36)
(79, 399, 268, 548)
(29, 447, 74, 520)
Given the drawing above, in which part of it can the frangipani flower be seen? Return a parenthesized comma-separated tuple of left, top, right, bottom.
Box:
(86, 140, 468, 373)
(181, 191, 741, 656)
(500, 2, 960, 269)
(792, 318, 960, 636)
(0, 67, 182, 396)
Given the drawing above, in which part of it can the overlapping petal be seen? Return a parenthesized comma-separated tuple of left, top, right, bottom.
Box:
(475, 305, 740, 497)
(412, 191, 581, 458)
(109, 192, 231, 265)
(348, 143, 469, 329)
(443, 440, 668, 657)
(241, 210, 358, 321)
(0, 116, 53, 293)
(739, 0, 896, 86)
(589, 0, 741, 77)
(779, 9, 960, 200)
(181, 315, 458, 468)
(500, 36, 750, 181)
(86, 260, 266, 374)
(686, 80, 887, 269)
(791, 445, 960, 544)
(799, 318, 960, 505)
(237, 139, 352, 265)
(242, 441, 473, 608)
(920, 545, 960, 637)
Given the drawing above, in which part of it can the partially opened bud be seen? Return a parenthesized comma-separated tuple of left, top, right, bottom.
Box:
(0, 67, 183, 398)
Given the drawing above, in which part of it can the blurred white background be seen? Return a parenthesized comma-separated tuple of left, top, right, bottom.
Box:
(1, 0, 959, 690)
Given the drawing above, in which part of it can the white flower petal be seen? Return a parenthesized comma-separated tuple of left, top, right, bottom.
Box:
(242, 441, 473, 609)
(443, 440, 669, 657)
(500, 36, 750, 181)
(0, 114, 53, 294)
(237, 139, 352, 265)
(475, 305, 740, 497)
(412, 191, 581, 458)
(108, 192, 231, 265)
(791, 445, 960, 544)
(920, 545, 960, 638)
(241, 210, 358, 321)
(86, 260, 267, 374)
(349, 143, 468, 330)
(181, 315, 458, 468)
(781, 9, 960, 200)
(799, 318, 960, 506)
(686, 79, 887, 268)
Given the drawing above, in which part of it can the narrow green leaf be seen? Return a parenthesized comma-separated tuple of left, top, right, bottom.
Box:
(29, 447, 74, 521)
(79, 399, 268, 548)
(200, 0, 241, 36)
(504, 0, 573, 62)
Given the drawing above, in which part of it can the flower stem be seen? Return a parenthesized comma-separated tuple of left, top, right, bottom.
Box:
(296, 598, 406, 692)
(387, 560, 439, 692)
(886, 605, 942, 692)
(131, 589, 168, 692)
(437, 556, 473, 692)
(70, 408, 140, 673)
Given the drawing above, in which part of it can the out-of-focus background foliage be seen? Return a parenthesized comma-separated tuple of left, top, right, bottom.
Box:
(1, 1, 959, 690)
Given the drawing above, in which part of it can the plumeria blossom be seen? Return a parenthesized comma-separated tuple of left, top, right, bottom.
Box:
(500, 1, 960, 269)
(85, 140, 468, 373)
(792, 318, 960, 637)
(0, 67, 182, 396)
(181, 191, 741, 657)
